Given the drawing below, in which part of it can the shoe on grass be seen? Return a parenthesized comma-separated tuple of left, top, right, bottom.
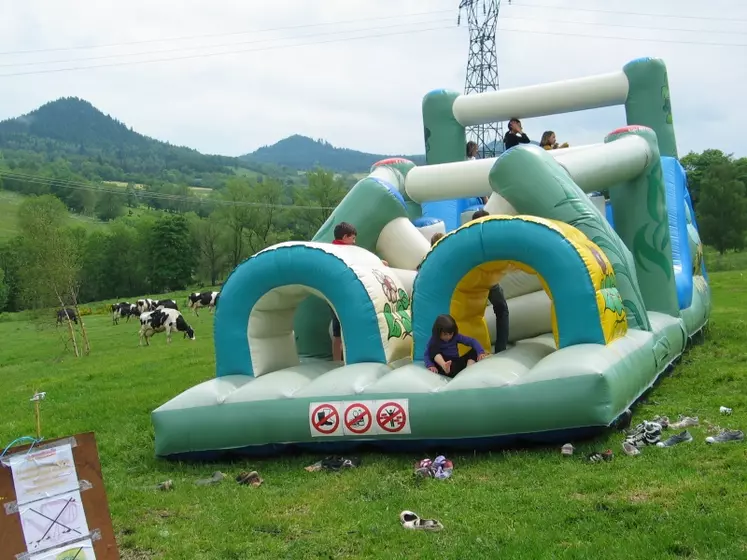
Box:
(705, 430, 744, 444)
(622, 441, 640, 456)
(236, 471, 263, 487)
(656, 430, 693, 448)
(652, 415, 670, 429)
(669, 416, 699, 429)
(400, 510, 443, 531)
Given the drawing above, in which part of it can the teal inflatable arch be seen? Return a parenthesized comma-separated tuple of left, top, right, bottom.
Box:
(214, 244, 385, 377)
(412, 217, 605, 359)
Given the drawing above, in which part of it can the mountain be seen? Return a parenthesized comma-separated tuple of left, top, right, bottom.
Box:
(243, 135, 426, 173)
(0, 97, 267, 185)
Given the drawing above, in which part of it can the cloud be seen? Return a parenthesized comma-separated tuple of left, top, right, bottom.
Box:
(0, 0, 744, 157)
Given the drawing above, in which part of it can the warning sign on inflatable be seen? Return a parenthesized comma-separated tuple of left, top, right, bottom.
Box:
(343, 402, 373, 435)
(375, 400, 411, 434)
(309, 399, 410, 437)
(309, 402, 343, 437)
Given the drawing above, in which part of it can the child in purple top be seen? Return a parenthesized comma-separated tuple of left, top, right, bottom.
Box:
(424, 314, 488, 377)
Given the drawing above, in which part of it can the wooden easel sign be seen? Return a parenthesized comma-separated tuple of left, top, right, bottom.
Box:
(0, 433, 119, 560)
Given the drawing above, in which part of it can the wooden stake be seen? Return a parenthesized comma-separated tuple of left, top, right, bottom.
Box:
(30, 391, 46, 439)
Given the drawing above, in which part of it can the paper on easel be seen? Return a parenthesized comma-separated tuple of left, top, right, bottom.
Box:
(19, 489, 90, 553)
(26, 537, 96, 559)
(9, 443, 78, 505)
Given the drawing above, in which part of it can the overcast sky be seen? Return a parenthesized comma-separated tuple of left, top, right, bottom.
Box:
(0, 0, 745, 158)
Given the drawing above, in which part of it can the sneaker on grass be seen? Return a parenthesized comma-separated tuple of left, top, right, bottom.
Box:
(669, 416, 699, 430)
(656, 430, 693, 448)
(705, 430, 744, 444)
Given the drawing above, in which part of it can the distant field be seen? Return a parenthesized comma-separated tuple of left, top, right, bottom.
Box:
(0, 190, 107, 241)
(102, 181, 146, 189)
(188, 186, 212, 197)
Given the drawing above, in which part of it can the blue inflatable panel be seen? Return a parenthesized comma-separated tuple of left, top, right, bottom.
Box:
(605, 200, 615, 227)
(422, 200, 460, 232)
(661, 157, 693, 310)
(683, 181, 708, 281)
(412, 216, 442, 228)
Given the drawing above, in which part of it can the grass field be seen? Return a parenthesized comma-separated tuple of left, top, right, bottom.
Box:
(0, 271, 746, 559)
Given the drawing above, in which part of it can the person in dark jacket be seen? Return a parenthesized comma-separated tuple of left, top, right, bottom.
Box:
(503, 118, 531, 150)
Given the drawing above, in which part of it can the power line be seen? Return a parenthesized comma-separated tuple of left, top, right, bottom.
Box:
(513, 2, 747, 24)
(503, 15, 747, 37)
(0, 17, 454, 69)
(498, 24, 747, 48)
(0, 23, 459, 78)
(0, 170, 338, 210)
(0, 8, 454, 56)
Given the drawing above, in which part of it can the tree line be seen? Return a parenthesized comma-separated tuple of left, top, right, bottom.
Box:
(680, 149, 747, 255)
(0, 169, 348, 313)
(0, 148, 745, 316)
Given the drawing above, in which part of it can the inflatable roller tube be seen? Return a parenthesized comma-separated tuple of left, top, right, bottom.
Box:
(412, 215, 627, 357)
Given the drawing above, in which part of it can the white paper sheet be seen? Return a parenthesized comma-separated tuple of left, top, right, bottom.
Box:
(26, 537, 96, 560)
(9, 443, 78, 505)
(19, 489, 90, 553)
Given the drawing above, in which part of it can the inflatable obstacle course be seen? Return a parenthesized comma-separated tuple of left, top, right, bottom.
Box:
(152, 57, 710, 459)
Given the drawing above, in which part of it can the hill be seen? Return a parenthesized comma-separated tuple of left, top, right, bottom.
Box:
(243, 135, 426, 173)
(0, 97, 276, 186)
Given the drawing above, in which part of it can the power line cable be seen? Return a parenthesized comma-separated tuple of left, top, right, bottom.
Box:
(0, 17, 454, 69)
(0, 8, 454, 56)
(497, 24, 747, 47)
(503, 15, 747, 37)
(4, 12, 746, 72)
(0, 169, 338, 210)
(0, 23, 459, 78)
(512, 2, 747, 24)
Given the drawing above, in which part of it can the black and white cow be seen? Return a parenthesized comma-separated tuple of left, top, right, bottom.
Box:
(56, 308, 78, 325)
(186, 291, 220, 316)
(155, 299, 178, 311)
(111, 301, 135, 325)
(136, 298, 156, 314)
(138, 308, 195, 346)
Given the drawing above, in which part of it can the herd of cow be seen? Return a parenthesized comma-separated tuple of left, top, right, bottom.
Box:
(56, 291, 220, 346)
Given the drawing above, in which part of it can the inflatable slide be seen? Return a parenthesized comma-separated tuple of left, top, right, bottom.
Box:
(152, 57, 711, 459)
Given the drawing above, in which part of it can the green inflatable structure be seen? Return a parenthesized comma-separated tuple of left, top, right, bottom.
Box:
(152, 57, 710, 459)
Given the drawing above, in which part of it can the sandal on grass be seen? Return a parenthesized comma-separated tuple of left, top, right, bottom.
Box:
(400, 510, 443, 531)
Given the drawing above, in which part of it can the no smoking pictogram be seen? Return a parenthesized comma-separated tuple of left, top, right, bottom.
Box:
(311, 403, 340, 435)
(376, 401, 408, 433)
(344, 402, 372, 435)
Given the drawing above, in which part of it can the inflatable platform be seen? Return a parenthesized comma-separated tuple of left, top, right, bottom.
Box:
(152, 57, 711, 459)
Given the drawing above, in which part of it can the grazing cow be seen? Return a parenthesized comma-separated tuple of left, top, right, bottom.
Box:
(186, 291, 220, 316)
(138, 308, 195, 346)
(111, 301, 133, 325)
(136, 298, 156, 314)
(154, 299, 178, 311)
(56, 308, 78, 325)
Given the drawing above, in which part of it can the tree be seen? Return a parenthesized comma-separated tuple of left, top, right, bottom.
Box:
(0, 267, 8, 313)
(146, 214, 195, 291)
(245, 178, 288, 253)
(220, 178, 254, 268)
(192, 212, 228, 286)
(681, 150, 732, 209)
(292, 169, 348, 238)
(697, 163, 747, 254)
(95, 189, 125, 221)
(15, 195, 90, 354)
